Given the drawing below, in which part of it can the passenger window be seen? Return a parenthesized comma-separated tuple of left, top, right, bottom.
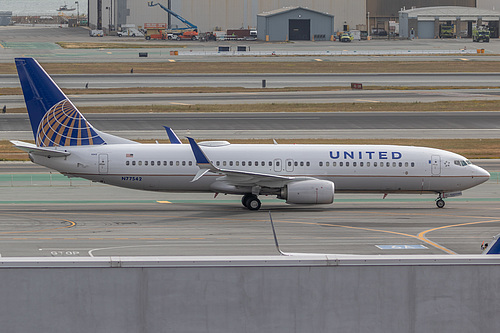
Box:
(189, 161, 192, 166)
(374, 162, 377, 167)
(268, 161, 272, 166)
(261, 161, 265, 166)
(216, 161, 220, 166)
(367, 162, 370, 167)
(236, 161, 239, 166)
(229, 161, 233, 166)
(360, 162, 363, 167)
(242, 161, 245, 166)
(276, 161, 280, 166)
(132, 161, 136, 166)
(126, 161, 130, 166)
(176, 161, 179, 166)
(386, 162, 390, 167)
(306, 162, 310, 167)
(182, 161, 186, 166)
(393, 162, 396, 167)
(138, 161, 142, 166)
(405, 162, 408, 167)
(300, 162, 304, 167)
(157, 161, 161, 166)
(170, 161, 173, 166)
(411, 162, 415, 167)
(145, 161, 148, 166)
(346, 162, 349, 167)
(326, 162, 330, 167)
(399, 162, 402, 167)
(333, 162, 336, 167)
(340, 162, 343, 167)
(249, 161, 252, 166)
(163, 161, 167, 166)
(353, 162, 357, 167)
(223, 161, 227, 166)
(151, 161, 154, 166)
(319, 162, 323, 167)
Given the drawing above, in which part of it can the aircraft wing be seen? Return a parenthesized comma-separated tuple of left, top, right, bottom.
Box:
(187, 137, 314, 187)
(10, 140, 71, 158)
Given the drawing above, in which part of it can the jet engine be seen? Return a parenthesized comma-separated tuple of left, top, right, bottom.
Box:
(280, 180, 335, 204)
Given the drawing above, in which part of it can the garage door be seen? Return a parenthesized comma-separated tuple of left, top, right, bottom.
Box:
(289, 19, 310, 40)
(417, 21, 434, 39)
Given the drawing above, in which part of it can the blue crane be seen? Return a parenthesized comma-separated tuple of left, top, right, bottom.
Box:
(147, 1, 197, 31)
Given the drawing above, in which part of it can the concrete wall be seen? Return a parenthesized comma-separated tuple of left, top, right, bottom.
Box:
(1, 255, 500, 333)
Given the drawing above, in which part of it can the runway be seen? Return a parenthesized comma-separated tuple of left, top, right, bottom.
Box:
(4, 111, 500, 140)
(3, 89, 500, 109)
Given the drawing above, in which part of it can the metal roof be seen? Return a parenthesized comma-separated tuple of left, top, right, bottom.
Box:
(399, 6, 500, 18)
(258, 6, 333, 18)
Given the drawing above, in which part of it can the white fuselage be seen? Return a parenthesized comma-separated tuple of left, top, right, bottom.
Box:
(31, 143, 490, 195)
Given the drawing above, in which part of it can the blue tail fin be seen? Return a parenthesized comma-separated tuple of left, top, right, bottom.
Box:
(482, 233, 500, 254)
(15, 57, 105, 147)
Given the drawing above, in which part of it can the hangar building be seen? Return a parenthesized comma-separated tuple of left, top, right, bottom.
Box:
(399, 6, 500, 39)
(257, 7, 334, 41)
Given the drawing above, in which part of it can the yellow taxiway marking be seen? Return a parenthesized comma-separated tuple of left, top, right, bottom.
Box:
(169, 102, 191, 106)
(156, 200, 172, 204)
(168, 59, 176, 62)
(0, 218, 76, 235)
(314, 59, 323, 61)
(106, 52, 112, 54)
(459, 58, 469, 61)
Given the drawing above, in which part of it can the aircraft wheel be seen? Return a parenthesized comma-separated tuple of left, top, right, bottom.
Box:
(246, 197, 261, 211)
(241, 194, 253, 207)
(436, 199, 445, 209)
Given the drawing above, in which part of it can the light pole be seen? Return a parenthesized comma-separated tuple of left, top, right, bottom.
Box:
(74, 1, 79, 26)
(367, 11, 370, 37)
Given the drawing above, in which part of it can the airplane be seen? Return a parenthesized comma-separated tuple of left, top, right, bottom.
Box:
(11, 57, 490, 211)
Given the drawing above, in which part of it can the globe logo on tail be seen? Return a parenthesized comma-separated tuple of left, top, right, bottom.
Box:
(36, 99, 105, 147)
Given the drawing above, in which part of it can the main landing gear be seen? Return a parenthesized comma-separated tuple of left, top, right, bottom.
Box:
(436, 194, 445, 209)
(242, 194, 261, 211)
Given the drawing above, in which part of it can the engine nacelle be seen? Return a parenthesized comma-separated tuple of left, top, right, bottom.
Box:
(281, 180, 335, 204)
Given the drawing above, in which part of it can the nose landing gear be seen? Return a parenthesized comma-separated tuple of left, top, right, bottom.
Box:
(436, 194, 445, 208)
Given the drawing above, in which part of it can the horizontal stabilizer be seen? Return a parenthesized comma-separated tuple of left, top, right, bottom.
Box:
(10, 140, 70, 157)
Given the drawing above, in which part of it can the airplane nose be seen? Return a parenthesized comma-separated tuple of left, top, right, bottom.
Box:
(472, 165, 490, 184)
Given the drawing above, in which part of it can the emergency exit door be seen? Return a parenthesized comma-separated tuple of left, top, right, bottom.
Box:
(289, 19, 310, 40)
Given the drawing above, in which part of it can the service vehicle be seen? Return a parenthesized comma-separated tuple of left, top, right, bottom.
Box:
(340, 32, 353, 42)
(473, 27, 490, 42)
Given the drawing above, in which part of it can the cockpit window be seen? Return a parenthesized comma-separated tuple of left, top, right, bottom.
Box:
(454, 160, 471, 166)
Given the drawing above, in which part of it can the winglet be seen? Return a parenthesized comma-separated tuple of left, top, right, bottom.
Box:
(482, 233, 500, 254)
(187, 137, 211, 166)
(163, 126, 182, 144)
(187, 137, 219, 181)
